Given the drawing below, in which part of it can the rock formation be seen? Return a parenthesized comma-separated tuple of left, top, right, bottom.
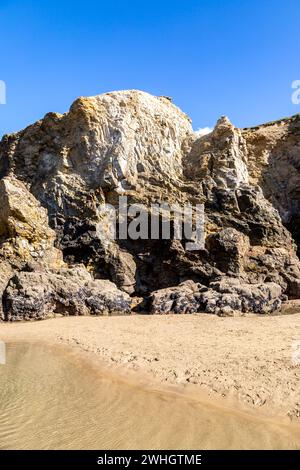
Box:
(0, 90, 300, 319)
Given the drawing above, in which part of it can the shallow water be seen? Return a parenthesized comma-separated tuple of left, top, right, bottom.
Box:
(0, 342, 300, 450)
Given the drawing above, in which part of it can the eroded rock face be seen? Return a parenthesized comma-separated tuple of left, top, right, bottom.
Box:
(242, 115, 300, 251)
(0, 176, 63, 267)
(0, 90, 300, 318)
(0, 176, 131, 320)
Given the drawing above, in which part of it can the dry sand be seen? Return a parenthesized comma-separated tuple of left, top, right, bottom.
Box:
(1, 313, 300, 421)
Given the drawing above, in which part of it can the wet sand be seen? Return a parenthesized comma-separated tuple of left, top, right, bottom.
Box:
(1, 341, 300, 450)
(1, 313, 300, 423)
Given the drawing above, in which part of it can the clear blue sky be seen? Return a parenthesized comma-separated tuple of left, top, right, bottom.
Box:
(0, 0, 300, 137)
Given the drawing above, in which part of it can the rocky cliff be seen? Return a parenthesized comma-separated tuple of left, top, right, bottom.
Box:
(0, 90, 300, 320)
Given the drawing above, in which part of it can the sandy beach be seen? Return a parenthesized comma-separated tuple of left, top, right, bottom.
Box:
(1, 313, 300, 423)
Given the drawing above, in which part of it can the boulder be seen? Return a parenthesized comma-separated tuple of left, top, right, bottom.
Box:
(150, 280, 202, 314)
(205, 278, 282, 314)
(149, 278, 282, 315)
(4, 266, 131, 321)
(206, 228, 250, 274)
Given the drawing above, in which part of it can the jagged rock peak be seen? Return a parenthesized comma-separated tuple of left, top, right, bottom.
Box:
(214, 115, 234, 128)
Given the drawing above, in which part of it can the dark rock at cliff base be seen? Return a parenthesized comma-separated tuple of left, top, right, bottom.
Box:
(149, 278, 282, 315)
(1, 90, 300, 318)
(4, 267, 131, 321)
